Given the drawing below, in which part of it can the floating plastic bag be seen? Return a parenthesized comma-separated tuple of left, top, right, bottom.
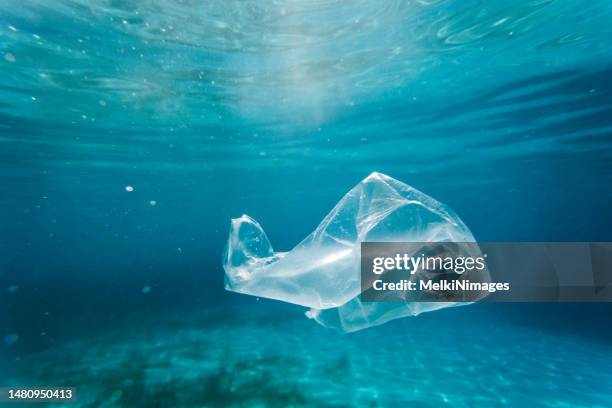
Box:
(223, 172, 484, 332)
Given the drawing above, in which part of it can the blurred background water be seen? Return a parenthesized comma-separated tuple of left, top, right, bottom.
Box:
(1, 0, 612, 406)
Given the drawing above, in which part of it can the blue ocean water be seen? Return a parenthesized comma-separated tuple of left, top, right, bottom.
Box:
(1, 0, 612, 406)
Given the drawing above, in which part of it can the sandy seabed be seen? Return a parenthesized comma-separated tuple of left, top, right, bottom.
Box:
(4, 304, 612, 408)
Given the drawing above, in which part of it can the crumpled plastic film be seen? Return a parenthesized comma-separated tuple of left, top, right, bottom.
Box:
(223, 172, 486, 332)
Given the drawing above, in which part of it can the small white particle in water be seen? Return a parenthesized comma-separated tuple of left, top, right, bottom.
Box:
(125, 185, 134, 192)
(4, 52, 15, 62)
(142, 286, 151, 294)
(258, 151, 267, 157)
(31, 96, 37, 101)
(32, 34, 41, 40)
(98, 100, 107, 107)
(149, 200, 157, 206)
(7, 285, 17, 293)
(8, 25, 17, 32)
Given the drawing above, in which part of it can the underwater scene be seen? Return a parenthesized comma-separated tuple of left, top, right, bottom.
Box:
(1, 0, 612, 406)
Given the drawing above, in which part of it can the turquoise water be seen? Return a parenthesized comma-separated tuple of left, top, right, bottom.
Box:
(5, 304, 612, 407)
(1, 0, 612, 406)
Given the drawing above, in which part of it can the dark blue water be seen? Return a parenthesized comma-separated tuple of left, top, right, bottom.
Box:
(1, 1, 612, 406)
